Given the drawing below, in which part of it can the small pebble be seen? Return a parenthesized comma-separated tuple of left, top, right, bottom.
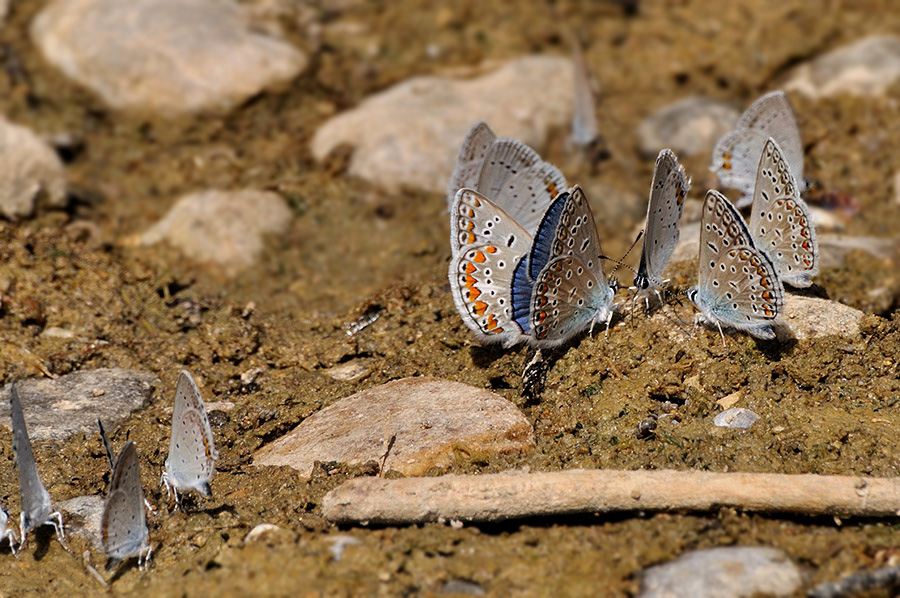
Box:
(714, 408, 759, 430)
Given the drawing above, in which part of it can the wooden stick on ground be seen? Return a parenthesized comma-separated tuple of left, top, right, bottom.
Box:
(322, 469, 900, 526)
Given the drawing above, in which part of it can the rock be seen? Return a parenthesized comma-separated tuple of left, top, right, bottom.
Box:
(782, 295, 863, 341)
(0, 0, 8, 24)
(783, 36, 900, 99)
(58, 495, 104, 550)
(131, 189, 293, 277)
(254, 377, 535, 477)
(244, 523, 283, 545)
(638, 546, 802, 598)
(636, 97, 739, 158)
(818, 234, 898, 269)
(30, 0, 307, 114)
(311, 56, 574, 193)
(324, 360, 371, 382)
(716, 391, 742, 410)
(0, 369, 157, 442)
(439, 579, 487, 595)
(0, 116, 67, 220)
(714, 408, 759, 430)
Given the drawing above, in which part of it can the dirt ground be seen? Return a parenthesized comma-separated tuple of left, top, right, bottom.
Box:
(1, 0, 900, 596)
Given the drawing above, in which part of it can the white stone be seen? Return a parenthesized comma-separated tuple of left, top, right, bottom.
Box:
(311, 56, 574, 193)
(714, 408, 759, 430)
(132, 189, 293, 277)
(0, 117, 67, 220)
(639, 546, 802, 598)
(31, 0, 307, 114)
(784, 36, 900, 99)
(782, 295, 863, 341)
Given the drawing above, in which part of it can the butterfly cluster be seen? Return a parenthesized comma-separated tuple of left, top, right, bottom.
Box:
(448, 90, 820, 347)
(3, 370, 217, 572)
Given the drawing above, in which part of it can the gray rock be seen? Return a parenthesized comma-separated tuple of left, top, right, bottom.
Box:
(254, 377, 535, 477)
(714, 408, 759, 430)
(637, 97, 739, 158)
(31, 0, 307, 114)
(58, 495, 104, 550)
(311, 56, 574, 193)
(0, 369, 157, 442)
(784, 35, 900, 99)
(638, 546, 802, 598)
(131, 189, 293, 277)
(439, 579, 487, 595)
(0, 116, 67, 220)
(782, 295, 863, 341)
(818, 234, 898, 269)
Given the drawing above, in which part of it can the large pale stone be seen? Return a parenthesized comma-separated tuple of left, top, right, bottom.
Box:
(782, 295, 863, 340)
(639, 547, 802, 598)
(254, 377, 535, 477)
(31, 0, 307, 113)
(637, 97, 739, 158)
(311, 56, 574, 193)
(784, 36, 900, 99)
(0, 117, 67, 220)
(132, 189, 293, 277)
(0, 369, 157, 442)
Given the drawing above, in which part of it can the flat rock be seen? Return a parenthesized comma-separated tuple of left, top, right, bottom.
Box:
(311, 56, 574, 193)
(0, 368, 157, 442)
(714, 408, 759, 430)
(636, 97, 739, 158)
(638, 546, 802, 598)
(254, 377, 535, 477)
(782, 295, 863, 340)
(0, 116, 67, 220)
(58, 495, 104, 550)
(131, 189, 293, 277)
(31, 0, 307, 114)
(784, 36, 900, 99)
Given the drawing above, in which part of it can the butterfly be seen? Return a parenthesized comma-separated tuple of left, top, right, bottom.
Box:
(161, 371, 218, 506)
(749, 138, 819, 288)
(688, 190, 785, 341)
(448, 122, 566, 253)
(448, 187, 533, 347)
(631, 149, 690, 309)
(0, 502, 17, 555)
(711, 91, 805, 207)
(101, 441, 151, 569)
(9, 383, 65, 550)
(522, 186, 617, 347)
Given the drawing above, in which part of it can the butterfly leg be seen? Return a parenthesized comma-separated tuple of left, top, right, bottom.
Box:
(716, 321, 727, 351)
(48, 511, 67, 548)
(18, 513, 26, 552)
(138, 545, 153, 570)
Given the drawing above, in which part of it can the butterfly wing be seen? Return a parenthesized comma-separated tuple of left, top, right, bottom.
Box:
(447, 121, 496, 207)
(749, 138, 819, 288)
(166, 371, 217, 495)
(102, 442, 148, 562)
(529, 186, 614, 346)
(712, 91, 805, 201)
(635, 149, 690, 290)
(476, 139, 566, 234)
(449, 190, 532, 347)
(9, 385, 52, 532)
(692, 190, 784, 339)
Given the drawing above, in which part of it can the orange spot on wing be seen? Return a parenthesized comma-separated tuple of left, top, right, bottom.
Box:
(474, 301, 488, 316)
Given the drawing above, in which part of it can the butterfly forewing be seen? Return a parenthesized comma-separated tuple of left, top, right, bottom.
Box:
(10, 385, 52, 532)
(694, 190, 784, 339)
(447, 121, 496, 206)
(749, 138, 819, 287)
(635, 149, 689, 290)
(102, 442, 148, 562)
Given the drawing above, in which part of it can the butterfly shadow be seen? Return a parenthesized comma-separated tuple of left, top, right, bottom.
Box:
(758, 324, 798, 360)
(26, 525, 57, 562)
(469, 344, 516, 369)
